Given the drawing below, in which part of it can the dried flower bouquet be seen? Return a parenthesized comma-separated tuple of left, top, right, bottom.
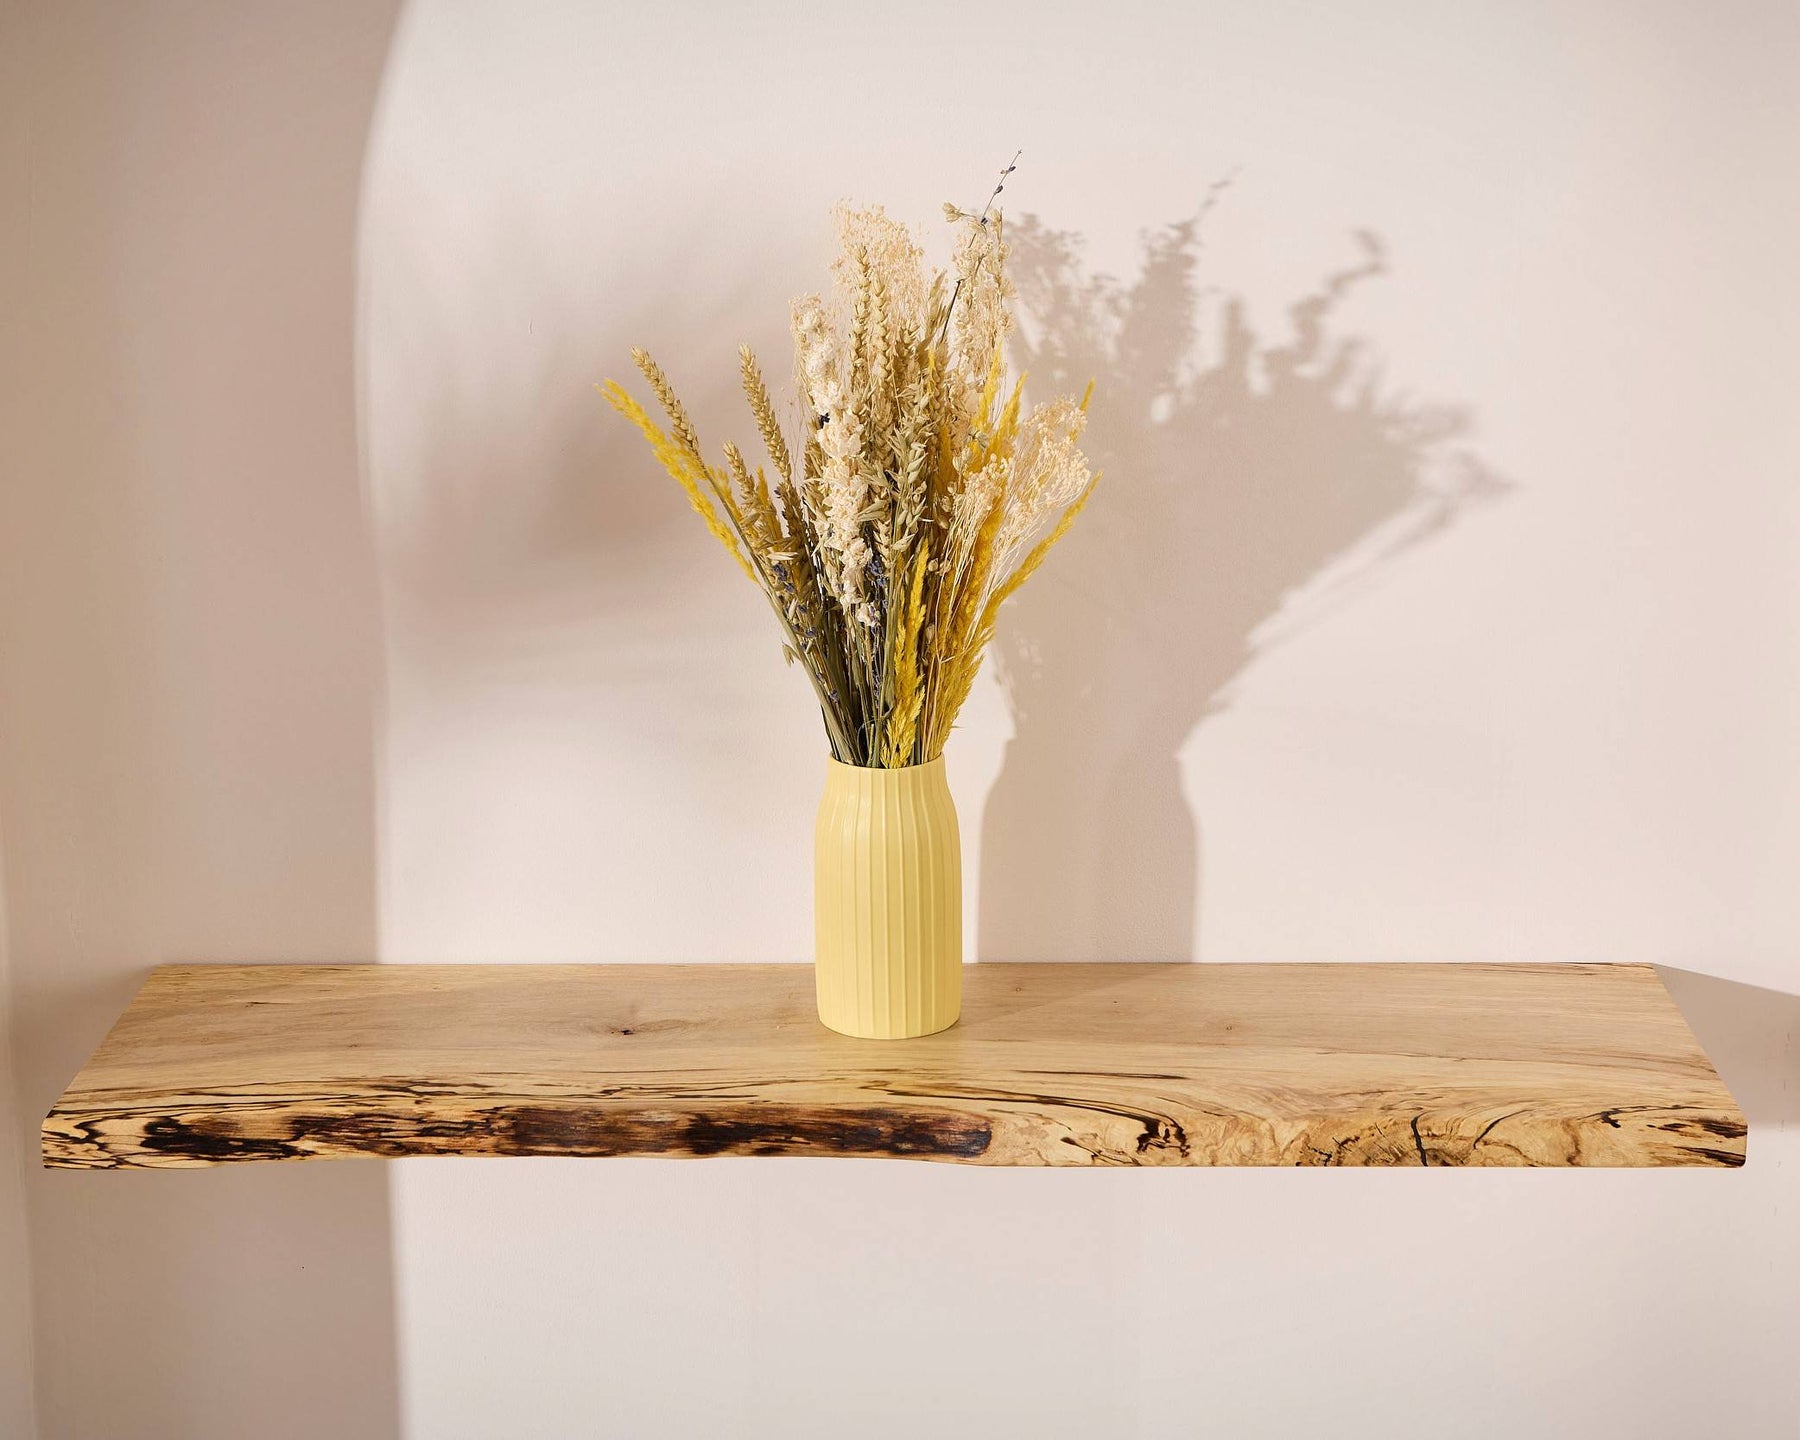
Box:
(604, 174, 1097, 768)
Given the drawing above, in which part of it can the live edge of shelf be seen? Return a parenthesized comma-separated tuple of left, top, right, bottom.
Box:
(42, 962, 1746, 1170)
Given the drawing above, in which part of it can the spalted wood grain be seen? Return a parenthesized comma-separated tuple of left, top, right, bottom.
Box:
(43, 962, 1745, 1169)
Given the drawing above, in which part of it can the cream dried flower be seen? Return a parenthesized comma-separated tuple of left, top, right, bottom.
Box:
(993, 398, 1091, 567)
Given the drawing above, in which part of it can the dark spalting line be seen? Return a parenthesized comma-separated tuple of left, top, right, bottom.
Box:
(855, 1078, 1196, 1160)
(502, 1104, 993, 1159)
(1591, 1104, 1690, 1130)
(1657, 1114, 1748, 1141)
(120, 1102, 995, 1163)
(1467, 1108, 1526, 1154)
(1591, 1104, 1748, 1148)
(139, 1116, 307, 1163)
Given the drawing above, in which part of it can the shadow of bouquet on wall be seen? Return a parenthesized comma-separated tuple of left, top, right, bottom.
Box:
(980, 199, 1509, 961)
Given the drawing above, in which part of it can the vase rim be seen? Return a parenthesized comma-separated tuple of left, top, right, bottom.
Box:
(824, 754, 946, 774)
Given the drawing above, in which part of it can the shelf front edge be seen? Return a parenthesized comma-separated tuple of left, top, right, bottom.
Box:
(42, 961, 1748, 1170)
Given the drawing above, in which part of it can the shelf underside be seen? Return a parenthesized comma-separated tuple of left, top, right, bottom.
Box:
(43, 962, 1746, 1169)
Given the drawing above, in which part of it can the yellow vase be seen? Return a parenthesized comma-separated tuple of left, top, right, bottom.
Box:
(813, 755, 962, 1039)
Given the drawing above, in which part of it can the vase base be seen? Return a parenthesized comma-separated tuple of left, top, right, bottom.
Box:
(815, 1009, 961, 1042)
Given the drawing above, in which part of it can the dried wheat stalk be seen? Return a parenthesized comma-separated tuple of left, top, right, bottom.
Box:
(603, 168, 1096, 766)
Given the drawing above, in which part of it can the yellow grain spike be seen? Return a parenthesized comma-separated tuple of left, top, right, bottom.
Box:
(943, 459, 1010, 659)
(925, 473, 1100, 759)
(973, 342, 1005, 434)
(738, 345, 793, 486)
(723, 442, 782, 558)
(753, 466, 775, 526)
(994, 372, 1026, 446)
(980, 471, 1100, 621)
(599, 381, 755, 581)
(968, 371, 1027, 476)
(882, 548, 930, 765)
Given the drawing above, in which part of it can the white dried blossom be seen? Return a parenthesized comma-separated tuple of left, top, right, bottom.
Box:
(832, 204, 927, 332)
(993, 399, 1090, 566)
(953, 453, 1009, 547)
(791, 294, 844, 415)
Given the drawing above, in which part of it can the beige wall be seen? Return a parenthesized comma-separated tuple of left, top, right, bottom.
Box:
(1, 13, 39, 1420)
(0, 4, 402, 1437)
(0, 855, 34, 1440)
(5, 1, 1799, 1437)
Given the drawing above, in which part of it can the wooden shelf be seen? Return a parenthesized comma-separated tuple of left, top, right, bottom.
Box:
(43, 962, 1745, 1169)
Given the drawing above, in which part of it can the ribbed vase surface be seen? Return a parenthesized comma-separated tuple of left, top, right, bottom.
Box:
(813, 756, 962, 1039)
